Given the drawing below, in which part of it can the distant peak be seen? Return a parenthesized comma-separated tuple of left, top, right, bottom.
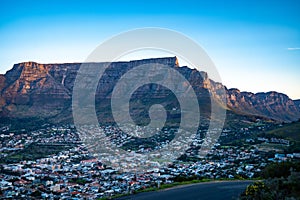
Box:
(255, 91, 288, 98)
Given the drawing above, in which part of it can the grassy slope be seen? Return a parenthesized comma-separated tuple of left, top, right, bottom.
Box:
(267, 121, 300, 142)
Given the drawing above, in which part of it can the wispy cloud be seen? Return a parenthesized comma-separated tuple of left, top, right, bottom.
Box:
(287, 47, 300, 51)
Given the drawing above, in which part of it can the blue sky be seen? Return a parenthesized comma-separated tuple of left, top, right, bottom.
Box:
(0, 0, 299, 99)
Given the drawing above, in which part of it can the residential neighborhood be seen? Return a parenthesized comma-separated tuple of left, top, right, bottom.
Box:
(0, 123, 299, 199)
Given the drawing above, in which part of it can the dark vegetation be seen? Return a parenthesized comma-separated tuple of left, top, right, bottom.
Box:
(240, 161, 300, 200)
(266, 120, 300, 141)
(0, 143, 75, 164)
(0, 117, 49, 131)
(266, 120, 300, 153)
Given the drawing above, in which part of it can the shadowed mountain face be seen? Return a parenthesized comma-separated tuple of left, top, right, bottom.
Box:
(295, 100, 300, 111)
(0, 57, 299, 123)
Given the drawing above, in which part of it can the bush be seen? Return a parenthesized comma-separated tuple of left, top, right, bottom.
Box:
(261, 161, 300, 179)
(240, 162, 300, 199)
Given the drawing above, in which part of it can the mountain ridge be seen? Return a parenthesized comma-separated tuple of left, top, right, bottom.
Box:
(0, 57, 299, 123)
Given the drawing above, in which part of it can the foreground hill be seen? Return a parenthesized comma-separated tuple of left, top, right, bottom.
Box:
(0, 57, 299, 123)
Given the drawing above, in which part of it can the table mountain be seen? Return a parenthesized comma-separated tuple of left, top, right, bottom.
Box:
(0, 57, 299, 123)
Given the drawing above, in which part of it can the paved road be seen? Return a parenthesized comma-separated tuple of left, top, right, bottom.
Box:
(116, 180, 253, 200)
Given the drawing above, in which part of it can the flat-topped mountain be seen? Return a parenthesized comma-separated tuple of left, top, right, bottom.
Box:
(0, 57, 299, 123)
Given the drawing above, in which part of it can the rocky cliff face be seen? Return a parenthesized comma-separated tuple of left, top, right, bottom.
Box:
(0, 62, 78, 119)
(294, 100, 300, 111)
(227, 89, 300, 121)
(0, 57, 299, 123)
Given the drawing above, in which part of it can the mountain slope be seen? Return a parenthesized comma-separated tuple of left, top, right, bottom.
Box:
(0, 57, 299, 123)
(294, 99, 300, 111)
(267, 120, 300, 141)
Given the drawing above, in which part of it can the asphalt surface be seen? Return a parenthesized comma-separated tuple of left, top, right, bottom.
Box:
(116, 180, 253, 200)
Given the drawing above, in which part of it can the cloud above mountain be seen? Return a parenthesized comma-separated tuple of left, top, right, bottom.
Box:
(287, 47, 300, 51)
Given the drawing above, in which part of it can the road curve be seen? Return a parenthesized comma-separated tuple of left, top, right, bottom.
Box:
(116, 180, 253, 200)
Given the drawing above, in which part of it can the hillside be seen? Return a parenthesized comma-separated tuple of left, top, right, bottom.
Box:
(267, 120, 300, 142)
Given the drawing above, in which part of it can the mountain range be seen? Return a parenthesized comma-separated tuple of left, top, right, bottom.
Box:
(0, 57, 299, 124)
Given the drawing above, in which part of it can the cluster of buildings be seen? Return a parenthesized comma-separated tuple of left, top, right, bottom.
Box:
(256, 137, 290, 145)
(0, 125, 80, 159)
(0, 123, 299, 199)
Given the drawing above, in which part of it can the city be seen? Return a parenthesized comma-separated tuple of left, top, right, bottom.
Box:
(1, 122, 299, 199)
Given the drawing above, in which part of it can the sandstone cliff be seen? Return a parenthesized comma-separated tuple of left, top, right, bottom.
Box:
(0, 57, 299, 123)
